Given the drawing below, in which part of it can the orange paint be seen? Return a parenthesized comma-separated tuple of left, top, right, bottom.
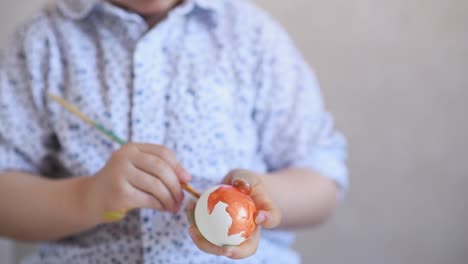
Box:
(207, 185, 256, 239)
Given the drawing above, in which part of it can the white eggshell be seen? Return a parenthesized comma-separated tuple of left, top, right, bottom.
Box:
(194, 185, 246, 246)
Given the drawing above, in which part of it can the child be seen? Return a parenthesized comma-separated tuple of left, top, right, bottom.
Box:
(0, 0, 348, 263)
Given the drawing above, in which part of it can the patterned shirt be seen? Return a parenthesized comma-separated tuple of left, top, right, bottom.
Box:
(0, 0, 348, 263)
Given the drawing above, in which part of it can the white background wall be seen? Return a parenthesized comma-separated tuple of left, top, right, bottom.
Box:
(1, 0, 467, 263)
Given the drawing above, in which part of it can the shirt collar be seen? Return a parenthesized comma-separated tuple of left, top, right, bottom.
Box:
(57, 0, 221, 20)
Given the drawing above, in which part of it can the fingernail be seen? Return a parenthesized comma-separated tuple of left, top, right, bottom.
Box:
(183, 172, 192, 181)
(255, 213, 266, 225)
(223, 247, 234, 258)
(232, 178, 252, 194)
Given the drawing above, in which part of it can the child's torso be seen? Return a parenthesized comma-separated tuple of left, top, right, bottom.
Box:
(22, 1, 298, 264)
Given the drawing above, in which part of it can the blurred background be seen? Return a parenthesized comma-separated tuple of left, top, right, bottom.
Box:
(1, 0, 467, 263)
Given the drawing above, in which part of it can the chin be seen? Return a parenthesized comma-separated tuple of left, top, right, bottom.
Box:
(127, 0, 181, 16)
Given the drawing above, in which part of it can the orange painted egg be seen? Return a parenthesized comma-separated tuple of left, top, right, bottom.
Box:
(194, 184, 257, 246)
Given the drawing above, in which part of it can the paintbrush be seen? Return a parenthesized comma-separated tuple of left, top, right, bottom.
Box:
(49, 94, 201, 220)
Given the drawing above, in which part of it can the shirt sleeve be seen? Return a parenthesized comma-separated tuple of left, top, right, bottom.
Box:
(253, 18, 349, 194)
(0, 20, 53, 174)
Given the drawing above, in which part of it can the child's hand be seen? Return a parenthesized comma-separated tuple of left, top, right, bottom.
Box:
(84, 143, 191, 223)
(186, 169, 281, 259)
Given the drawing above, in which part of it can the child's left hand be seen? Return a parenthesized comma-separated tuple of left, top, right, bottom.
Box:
(186, 169, 282, 259)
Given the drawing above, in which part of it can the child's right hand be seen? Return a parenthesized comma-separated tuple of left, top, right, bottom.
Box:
(83, 143, 191, 223)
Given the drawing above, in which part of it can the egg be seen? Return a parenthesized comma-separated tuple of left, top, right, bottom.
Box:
(194, 184, 257, 246)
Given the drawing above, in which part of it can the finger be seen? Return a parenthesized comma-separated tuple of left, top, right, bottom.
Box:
(136, 143, 191, 182)
(250, 188, 281, 228)
(135, 143, 178, 166)
(188, 225, 226, 256)
(132, 152, 183, 204)
(254, 210, 278, 229)
(129, 187, 165, 212)
(225, 170, 281, 228)
(128, 170, 178, 212)
(185, 200, 196, 224)
(223, 227, 261, 259)
(174, 163, 192, 183)
(223, 169, 245, 184)
(224, 169, 261, 189)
